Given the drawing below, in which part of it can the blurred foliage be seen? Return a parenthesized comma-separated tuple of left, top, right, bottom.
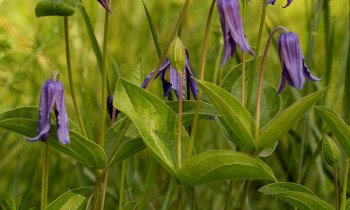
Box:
(0, 0, 349, 209)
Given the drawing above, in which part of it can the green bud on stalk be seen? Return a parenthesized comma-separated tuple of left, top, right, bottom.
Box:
(169, 37, 186, 73)
(322, 134, 340, 168)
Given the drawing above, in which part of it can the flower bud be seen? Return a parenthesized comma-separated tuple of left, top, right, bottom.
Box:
(322, 134, 340, 168)
(169, 37, 186, 73)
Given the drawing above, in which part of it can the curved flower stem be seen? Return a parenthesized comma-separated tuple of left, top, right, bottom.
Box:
(239, 180, 251, 210)
(178, 71, 183, 169)
(40, 140, 49, 210)
(341, 158, 349, 210)
(118, 160, 126, 210)
(334, 167, 339, 210)
(186, 0, 217, 160)
(254, 26, 288, 142)
(64, 17, 88, 137)
(246, 0, 268, 108)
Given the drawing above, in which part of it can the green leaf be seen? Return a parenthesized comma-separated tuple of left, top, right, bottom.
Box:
(257, 88, 327, 150)
(196, 79, 256, 151)
(127, 56, 144, 86)
(35, 0, 82, 17)
(259, 182, 333, 210)
(47, 187, 93, 210)
(220, 60, 281, 127)
(314, 106, 350, 158)
(166, 101, 219, 127)
(322, 134, 340, 167)
(0, 107, 106, 170)
(114, 79, 190, 176)
(105, 118, 145, 166)
(123, 201, 138, 210)
(177, 150, 276, 186)
(345, 197, 350, 210)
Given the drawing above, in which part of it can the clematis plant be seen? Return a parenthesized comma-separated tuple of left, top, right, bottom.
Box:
(265, 0, 294, 8)
(217, 0, 256, 66)
(26, 73, 70, 145)
(276, 31, 321, 94)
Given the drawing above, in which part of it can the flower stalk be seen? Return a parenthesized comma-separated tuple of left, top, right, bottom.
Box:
(178, 71, 183, 169)
(341, 158, 349, 210)
(239, 180, 251, 210)
(334, 167, 339, 210)
(119, 160, 126, 210)
(40, 139, 49, 210)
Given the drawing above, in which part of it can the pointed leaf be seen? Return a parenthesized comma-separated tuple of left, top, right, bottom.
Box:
(127, 56, 144, 86)
(259, 183, 333, 210)
(315, 106, 350, 158)
(0, 107, 107, 170)
(47, 187, 93, 210)
(114, 79, 190, 176)
(196, 79, 255, 150)
(258, 88, 327, 150)
(177, 150, 276, 186)
(123, 201, 138, 210)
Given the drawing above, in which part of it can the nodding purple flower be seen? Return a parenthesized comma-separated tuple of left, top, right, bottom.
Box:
(26, 79, 70, 145)
(97, 0, 112, 13)
(276, 32, 321, 94)
(217, 0, 256, 66)
(265, 0, 293, 8)
(140, 49, 198, 100)
(107, 94, 120, 121)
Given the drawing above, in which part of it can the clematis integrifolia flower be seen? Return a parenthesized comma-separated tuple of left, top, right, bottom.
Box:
(97, 0, 112, 13)
(265, 0, 293, 8)
(141, 49, 198, 100)
(276, 32, 321, 94)
(26, 74, 70, 145)
(217, 0, 256, 66)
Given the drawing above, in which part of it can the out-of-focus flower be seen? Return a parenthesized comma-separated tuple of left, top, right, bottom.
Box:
(217, 0, 255, 66)
(97, 0, 112, 13)
(26, 79, 70, 145)
(140, 49, 198, 100)
(276, 32, 321, 94)
(265, 0, 293, 8)
(107, 94, 120, 121)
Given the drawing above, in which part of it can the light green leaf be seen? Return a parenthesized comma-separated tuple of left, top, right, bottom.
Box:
(315, 106, 350, 158)
(0, 107, 106, 170)
(166, 101, 219, 126)
(128, 56, 144, 86)
(322, 134, 340, 167)
(35, 0, 82, 17)
(114, 79, 190, 176)
(196, 79, 255, 151)
(47, 187, 93, 210)
(177, 150, 276, 186)
(258, 88, 327, 150)
(259, 182, 333, 210)
(123, 201, 138, 210)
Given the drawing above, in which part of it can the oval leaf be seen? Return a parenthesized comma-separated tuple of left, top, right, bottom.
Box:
(195, 79, 256, 151)
(322, 134, 340, 167)
(114, 79, 191, 176)
(0, 107, 106, 170)
(315, 106, 350, 158)
(259, 182, 333, 210)
(177, 150, 276, 186)
(258, 88, 327, 150)
(35, 0, 80, 17)
(47, 187, 93, 210)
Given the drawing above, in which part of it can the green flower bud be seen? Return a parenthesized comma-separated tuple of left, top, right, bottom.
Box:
(169, 37, 186, 73)
(35, 0, 82, 18)
(322, 134, 340, 168)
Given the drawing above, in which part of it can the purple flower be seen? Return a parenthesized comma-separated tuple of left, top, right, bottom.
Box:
(140, 50, 198, 100)
(217, 0, 256, 66)
(97, 0, 112, 13)
(265, 0, 293, 8)
(276, 32, 321, 94)
(26, 79, 70, 145)
(107, 94, 120, 120)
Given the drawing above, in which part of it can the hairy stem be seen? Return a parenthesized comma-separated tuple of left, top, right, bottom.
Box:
(40, 140, 49, 210)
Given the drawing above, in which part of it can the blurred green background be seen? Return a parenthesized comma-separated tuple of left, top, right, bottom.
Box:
(0, 0, 349, 209)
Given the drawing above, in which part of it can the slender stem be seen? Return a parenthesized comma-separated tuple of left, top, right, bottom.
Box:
(240, 180, 251, 210)
(341, 158, 349, 210)
(107, 120, 132, 165)
(191, 187, 196, 210)
(119, 161, 126, 210)
(334, 167, 339, 210)
(178, 71, 183, 169)
(213, 44, 223, 85)
(246, 0, 268, 108)
(100, 170, 109, 210)
(254, 26, 288, 142)
(224, 181, 235, 210)
(92, 172, 104, 210)
(176, 187, 185, 210)
(186, 0, 217, 160)
(64, 17, 88, 137)
(241, 52, 246, 105)
(40, 140, 49, 210)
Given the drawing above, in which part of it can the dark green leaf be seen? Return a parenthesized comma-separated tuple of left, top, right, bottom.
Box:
(47, 187, 93, 210)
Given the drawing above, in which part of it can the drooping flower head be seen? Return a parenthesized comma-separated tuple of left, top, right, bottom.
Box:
(97, 0, 112, 13)
(276, 31, 321, 94)
(107, 94, 120, 121)
(217, 0, 256, 66)
(265, 0, 293, 8)
(141, 49, 198, 100)
(26, 78, 70, 145)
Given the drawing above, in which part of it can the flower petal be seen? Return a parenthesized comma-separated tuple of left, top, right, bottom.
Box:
(97, 0, 112, 13)
(277, 68, 288, 95)
(302, 59, 321, 81)
(265, 0, 277, 5)
(185, 62, 199, 100)
(54, 81, 70, 145)
(140, 58, 169, 89)
(283, 0, 294, 8)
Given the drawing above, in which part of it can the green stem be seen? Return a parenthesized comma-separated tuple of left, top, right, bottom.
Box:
(341, 158, 349, 210)
(212, 44, 223, 85)
(92, 171, 104, 210)
(224, 181, 234, 210)
(118, 161, 126, 210)
(64, 17, 88, 138)
(178, 71, 183, 169)
(100, 170, 109, 210)
(186, 0, 217, 160)
(239, 180, 251, 210)
(246, 0, 267, 108)
(176, 187, 185, 210)
(40, 140, 49, 210)
(334, 167, 339, 210)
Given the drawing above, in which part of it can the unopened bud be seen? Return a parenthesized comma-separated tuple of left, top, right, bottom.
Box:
(169, 37, 186, 73)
